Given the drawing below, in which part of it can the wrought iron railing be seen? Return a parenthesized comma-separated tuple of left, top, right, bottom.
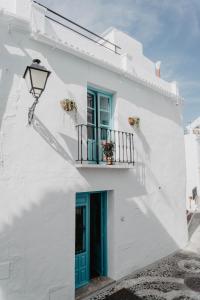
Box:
(76, 124, 134, 165)
(33, 1, 121, 54)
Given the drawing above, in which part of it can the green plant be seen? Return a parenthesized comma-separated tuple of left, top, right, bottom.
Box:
(128, 116, 140, 127)
(102, 141, 114, 162)
(60, 99, 77, 112)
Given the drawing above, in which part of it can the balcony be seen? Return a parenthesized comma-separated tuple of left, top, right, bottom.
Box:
(76, 124, 134, 167)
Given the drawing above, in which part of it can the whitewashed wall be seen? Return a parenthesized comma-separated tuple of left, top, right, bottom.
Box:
(0, 1, 188, 300)
(185, 120, 200, 210)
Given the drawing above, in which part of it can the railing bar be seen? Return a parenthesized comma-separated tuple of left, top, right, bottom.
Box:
(118, 131, 120, 162)
(101, 128, 104, 162)
(126, 133, 128, 163)
(77, 125, 80, 161)
(122, 132, 124, 163)
(106, 128, 108, 143)
(132, 134, 134, 165)
(86, 131, 89, 161)
(80, 125, 83, 164)
(45, 16, 120, 55)
(129, 134, 132, 164)
(33, 1, 121, 50)
(96, 126, 99, 164)
(91, 126, 94, 162)
(114, 130, 116, 162)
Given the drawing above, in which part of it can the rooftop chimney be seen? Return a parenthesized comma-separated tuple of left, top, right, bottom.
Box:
(155, 61, 161, 78)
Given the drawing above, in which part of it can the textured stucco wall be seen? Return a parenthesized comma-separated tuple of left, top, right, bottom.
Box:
(185, 129, 200, 210)
(0, 6, 188, 300)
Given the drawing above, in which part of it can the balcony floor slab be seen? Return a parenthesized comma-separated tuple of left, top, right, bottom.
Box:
(75, 163, 134, 169)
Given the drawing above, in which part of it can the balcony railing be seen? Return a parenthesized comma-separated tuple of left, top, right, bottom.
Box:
(76, 124, 134, 165)
(33, 1, 121, 54)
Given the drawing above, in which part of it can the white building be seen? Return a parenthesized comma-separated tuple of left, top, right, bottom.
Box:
(0, 1, 188, 299)
(185, 117, 200, 211)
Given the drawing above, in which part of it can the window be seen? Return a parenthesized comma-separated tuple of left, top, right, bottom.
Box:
(87, 88, 112, 130)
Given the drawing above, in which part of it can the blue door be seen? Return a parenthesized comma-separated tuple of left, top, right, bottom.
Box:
(87, 89, 112, 163)
(75, 193, 90, 289)
(75, 192, 107, 289)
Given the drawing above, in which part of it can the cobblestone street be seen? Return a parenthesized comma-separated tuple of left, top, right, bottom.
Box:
(89, 212, 200, 300)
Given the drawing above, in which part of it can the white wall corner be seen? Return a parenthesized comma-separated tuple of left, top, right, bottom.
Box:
(16, 0, 31, 20)
(121, 53, 135, 74)
(171, 81, 179, 96)
(0, 0, 16, 14)
(31, 2, 46, 34)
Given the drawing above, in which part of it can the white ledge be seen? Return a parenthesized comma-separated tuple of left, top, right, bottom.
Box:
(32, 32, 183, 104)
(75, 163, 134, 169)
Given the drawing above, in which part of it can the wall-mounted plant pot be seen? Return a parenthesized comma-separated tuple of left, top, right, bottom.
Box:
(60, 99, 77, 112)
(128, 117, 140, 127)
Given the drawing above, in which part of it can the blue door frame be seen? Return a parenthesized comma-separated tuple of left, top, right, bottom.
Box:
(87, 88, 112, 163)
(75, 191, 107, 289)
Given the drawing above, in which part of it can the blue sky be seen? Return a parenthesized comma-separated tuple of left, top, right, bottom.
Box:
(39, 0, 200, 125)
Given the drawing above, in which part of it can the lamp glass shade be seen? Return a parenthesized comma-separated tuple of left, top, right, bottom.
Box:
(23, 60, 51, 98)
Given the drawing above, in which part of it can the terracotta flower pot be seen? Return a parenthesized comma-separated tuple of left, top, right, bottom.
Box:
(60, 99, 77, 112)
(106, 156, 113, 165)
(128, 117, 140, 127)
(128, 117, 136, 126)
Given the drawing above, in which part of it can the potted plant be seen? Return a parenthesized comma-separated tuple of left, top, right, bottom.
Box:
(102, 141, 114, 165)
(128, 116, 140, 127)
(60, 99, 77, 112)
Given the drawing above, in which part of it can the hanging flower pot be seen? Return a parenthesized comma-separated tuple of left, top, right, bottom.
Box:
(60, 99, 77, 112)
(128, 116, 140, 127)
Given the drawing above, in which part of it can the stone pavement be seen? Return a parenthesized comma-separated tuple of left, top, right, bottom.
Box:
(89, 211, 200, 300)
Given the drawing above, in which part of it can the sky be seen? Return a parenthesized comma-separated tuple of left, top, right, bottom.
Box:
(39, 0, 200, 125)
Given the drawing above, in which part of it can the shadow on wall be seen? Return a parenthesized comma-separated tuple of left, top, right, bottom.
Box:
(0, 190, 76, 300)
(33, 116, 77, 163)
(0, 40, 32, 129)
(59, 132, 78, 162)
(135, 127, 151, 161)
(0, 187, 181, 300)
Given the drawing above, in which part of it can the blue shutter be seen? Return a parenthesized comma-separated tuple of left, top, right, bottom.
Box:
(75, 193, 90, 288)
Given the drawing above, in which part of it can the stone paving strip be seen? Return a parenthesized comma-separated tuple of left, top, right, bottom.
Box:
(86, 211, 200, 300)
(89, 251, 200, 299)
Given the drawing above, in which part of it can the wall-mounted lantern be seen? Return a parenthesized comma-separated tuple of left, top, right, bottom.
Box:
(23, 59, 51, 125)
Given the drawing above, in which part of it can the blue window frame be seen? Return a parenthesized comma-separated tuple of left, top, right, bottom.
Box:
(87, 88, 112, 130)
(87, 88, 112, 163)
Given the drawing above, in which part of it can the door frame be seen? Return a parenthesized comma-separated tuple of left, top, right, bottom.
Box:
(89, 191, 108, 277)
(75, 193, 90, 289)
(75, 191, 108, 289)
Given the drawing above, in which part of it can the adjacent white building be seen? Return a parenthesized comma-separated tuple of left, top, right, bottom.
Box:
(185, 117, 200, 211)
(0, 1, 188, 299)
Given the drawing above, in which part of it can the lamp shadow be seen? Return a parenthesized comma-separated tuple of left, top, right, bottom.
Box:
(33, 116, 72, 162)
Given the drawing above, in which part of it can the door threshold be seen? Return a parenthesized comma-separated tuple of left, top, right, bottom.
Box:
(75, 277, 115, 300)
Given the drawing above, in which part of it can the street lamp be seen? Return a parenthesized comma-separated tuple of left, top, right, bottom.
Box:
(23, 59, 51, 125)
